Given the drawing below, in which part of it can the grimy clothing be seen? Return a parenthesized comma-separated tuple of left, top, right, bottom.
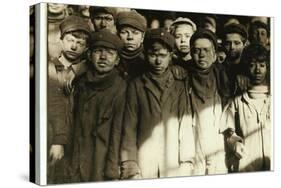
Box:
(121, 68, 195, 178)
(71, 69, 127, 181)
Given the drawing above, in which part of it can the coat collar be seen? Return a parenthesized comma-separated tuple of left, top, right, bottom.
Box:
(141, 68, 176, 105)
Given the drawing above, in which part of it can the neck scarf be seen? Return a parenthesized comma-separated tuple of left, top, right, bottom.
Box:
(189, 63, 217, 102)
(121, 46, 144, 60)
(86, 69, 118, 90)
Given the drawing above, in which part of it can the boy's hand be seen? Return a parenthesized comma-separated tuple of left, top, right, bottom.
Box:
(49, 144, 64, 163)
(120, 161, 141, 179)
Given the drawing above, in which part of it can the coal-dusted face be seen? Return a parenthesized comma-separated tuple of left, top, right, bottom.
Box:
(248, 61, 267, 85)
(92, 13, 115, 32)
(89, 46, 119, 74)
(191, 38, 217, 70)
(146, 42, 172, 75)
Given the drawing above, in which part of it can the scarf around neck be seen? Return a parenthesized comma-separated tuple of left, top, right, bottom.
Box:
(189, 64, 217, 102)
(121, 46, 144, 60)
(86, 69, 118, 90)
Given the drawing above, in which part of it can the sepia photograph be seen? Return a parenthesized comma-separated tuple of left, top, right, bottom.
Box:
(29, 1, 273, 185)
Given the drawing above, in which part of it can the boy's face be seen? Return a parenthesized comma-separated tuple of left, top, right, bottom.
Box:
(174, 24, 194, 54)
(191, 38, 217, 70)
(61, 33, 87, 61)
(147, 42, 171, 75)
(118, 26, 144, 51)
(248, 61, 267, 85)
(224, 33, 245, 63)
(252, 28, 268, 47)
(89, 46, 119, 74)
(92, 13, 115, 31)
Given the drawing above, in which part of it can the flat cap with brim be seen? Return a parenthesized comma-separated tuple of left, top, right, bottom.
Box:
(144, 28, 174, 51)
(90, 29, 124, 51)
(89, 6, 117, 19)
(117, 10, 147, 32)
(190, 29, 218, 51)
(170, 17, 197, 33)
(60, 15, 91, 36)
(223, 23, 248, 41)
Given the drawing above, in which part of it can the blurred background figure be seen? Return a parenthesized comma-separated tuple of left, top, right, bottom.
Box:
(223, 17, 240, 27)
(150, 18, 160, 29)
(164, 18, 174, 32)
(199, 14, 217, 34)
(116, 7, 131, 13)
(89, 6, 117, 33)
(251, 16, 269, 25)
(76, 5, 95, 31)
(217, 44, 227, 64)
(48, 3, 69, 59)
(248, 21, 270, 50)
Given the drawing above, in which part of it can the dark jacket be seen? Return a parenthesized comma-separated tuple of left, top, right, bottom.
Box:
(72, 69, 127, 181)
(120, 67, 195, 178)
(117, 48, 149, 81)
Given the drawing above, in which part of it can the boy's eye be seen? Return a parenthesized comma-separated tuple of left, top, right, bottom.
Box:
(234, 41, 241, 45)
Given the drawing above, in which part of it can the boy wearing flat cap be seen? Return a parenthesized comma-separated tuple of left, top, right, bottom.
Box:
(187, 29, 231, 175)
(71, 29, 127, 182)
(120, 28, 195, 179)
(89, 6, 117, 33)
(170, 17, 197, 70)
(47, 15, 90, 184)
(116, 10, 148, 80)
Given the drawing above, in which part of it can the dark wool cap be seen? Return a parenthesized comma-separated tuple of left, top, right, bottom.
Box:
(90, 29, 124, 51)
(60, 15, 91, 36)
(190, 29, 218, 51)
(89, 6, 117, 20)
(249, 21, 270, 37)
(223, 23, 248, 41)
(117, 10, 147, 32)
(144, 28, 174, 51)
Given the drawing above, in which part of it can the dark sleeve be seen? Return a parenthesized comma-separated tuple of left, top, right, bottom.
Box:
(104, 83, 127, 179)
(120, 81, 139, 163)
(48, 71, 69, 145)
